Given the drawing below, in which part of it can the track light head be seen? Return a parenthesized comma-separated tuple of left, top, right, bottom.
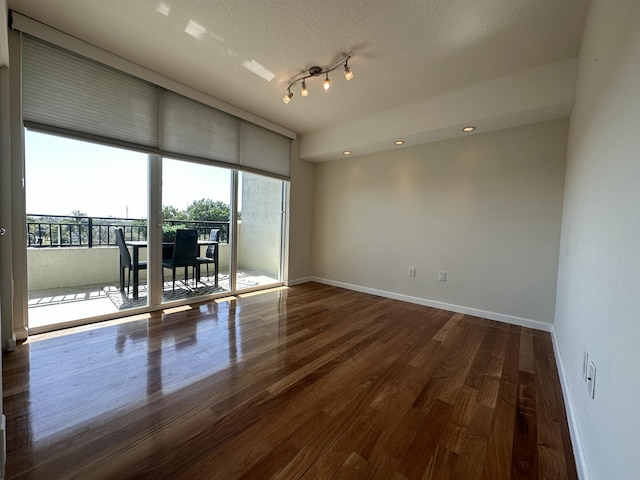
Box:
(323, 72, 331, 91)
(344, 60, 353, 81)
(282, 90, 293, 104)
(301, 79, 308, 97)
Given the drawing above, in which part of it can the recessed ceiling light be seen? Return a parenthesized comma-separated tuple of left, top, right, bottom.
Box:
(343, 151, 351, 155)
(462, 126, 476, 132)
(394, 140, 405, 145)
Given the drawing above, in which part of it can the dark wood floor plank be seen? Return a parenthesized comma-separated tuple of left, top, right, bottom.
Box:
(235, 410, 332, 480)
(358, 406, 426, 480)
(532, 334, 579, 480)
(477, 374, 501, 409)
(465, 328, 498, 390)
(412, 319, 485, 413)
(398, 399, 455, 479)
(441, 384, 479, 454)
(2, 283, 578, 480)
(451, 402, 494, 480)
(330, 451, 374, 480)
(300, 407, 381, 479)
(501, 325, 522, 385)
(519, 329, 536, 375)
(511, 370, 539, 479)
(481, 393, 516, 480)
(422, 445, 458, 480)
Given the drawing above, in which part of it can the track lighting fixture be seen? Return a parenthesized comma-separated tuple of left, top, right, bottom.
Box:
(282, 54, 354, 104)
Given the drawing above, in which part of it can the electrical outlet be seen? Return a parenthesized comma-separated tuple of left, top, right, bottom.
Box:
(439, 271, 447, 282)
(587, 361, 596, 399)
(582, 350, 589, 381)
(409, 267, 416, 277)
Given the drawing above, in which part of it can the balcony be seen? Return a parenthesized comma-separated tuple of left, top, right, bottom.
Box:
(26, 214, 281, 331)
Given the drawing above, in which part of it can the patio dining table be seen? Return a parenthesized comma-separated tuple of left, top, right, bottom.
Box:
(125, 240, 219, 299)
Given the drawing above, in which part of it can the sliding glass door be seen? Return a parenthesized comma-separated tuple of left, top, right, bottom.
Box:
(236, 172, 285, 290)
(24, 133, 288, 331)
(161, 158, 232, 303)
(25, 130, 149, 329)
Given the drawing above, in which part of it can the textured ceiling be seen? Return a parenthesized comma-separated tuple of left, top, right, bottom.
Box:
(7, 0, 591, 161)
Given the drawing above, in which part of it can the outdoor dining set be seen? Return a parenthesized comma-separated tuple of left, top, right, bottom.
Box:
(115, 227, 219, 299)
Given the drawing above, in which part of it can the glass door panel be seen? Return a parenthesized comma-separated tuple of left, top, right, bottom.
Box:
(161, 158, 232, 303)
(25, 130, 149, 330)
(236, 172, 285, 290)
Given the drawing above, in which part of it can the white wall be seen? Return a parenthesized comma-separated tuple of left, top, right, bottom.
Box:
(313, 119, 567, 326)
(286, 139, 315, 284)
(554, 1, 640, 479)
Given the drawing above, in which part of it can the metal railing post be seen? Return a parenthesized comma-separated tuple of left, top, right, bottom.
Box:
(88, 217, 93, 248)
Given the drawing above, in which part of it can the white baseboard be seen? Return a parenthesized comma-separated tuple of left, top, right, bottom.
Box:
(311, 276, 553, 332)
(286, 276, 313, 287)
(551, 327, 589, 480)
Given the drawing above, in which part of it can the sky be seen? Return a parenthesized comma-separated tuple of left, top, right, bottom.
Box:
(25, 130, 232, 219)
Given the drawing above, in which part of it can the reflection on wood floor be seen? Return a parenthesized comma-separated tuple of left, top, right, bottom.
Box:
(3, 282, 577, 479)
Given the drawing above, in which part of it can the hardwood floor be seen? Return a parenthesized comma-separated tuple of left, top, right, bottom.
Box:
(2, 283, 577, 479)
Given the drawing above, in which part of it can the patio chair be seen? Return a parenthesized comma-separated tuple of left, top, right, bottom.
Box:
(115, 227, 147, 296)
(196, 229, 219, 287)
(162, 229, 198, 292)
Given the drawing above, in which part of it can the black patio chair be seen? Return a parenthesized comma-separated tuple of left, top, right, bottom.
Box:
(162, 229, 198, 291)
(196, 229, 219, 287)
(115, 227, 147, 296)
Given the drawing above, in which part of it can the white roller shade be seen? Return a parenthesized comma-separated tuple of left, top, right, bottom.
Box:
(22, 35, 159, 150)
(240, 122, 291, 179)
(161, 90, 240, 165)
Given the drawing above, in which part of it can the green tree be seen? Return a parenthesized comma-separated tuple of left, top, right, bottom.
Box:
(186, 199, 230, 221)
(162, 205, 189, 221)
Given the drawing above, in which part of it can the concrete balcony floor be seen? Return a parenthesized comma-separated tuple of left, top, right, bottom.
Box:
(28, 271, 280, 331)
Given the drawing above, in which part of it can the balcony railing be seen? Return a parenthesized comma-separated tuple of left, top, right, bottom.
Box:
(26, 214, 230, 248)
